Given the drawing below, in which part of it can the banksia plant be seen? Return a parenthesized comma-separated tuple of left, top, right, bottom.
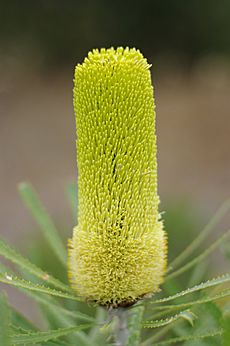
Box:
(0, 47, 229, 346)
(68, 47, 167, 307)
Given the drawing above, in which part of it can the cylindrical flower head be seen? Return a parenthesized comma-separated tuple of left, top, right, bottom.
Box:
(69, 47, 167, 307)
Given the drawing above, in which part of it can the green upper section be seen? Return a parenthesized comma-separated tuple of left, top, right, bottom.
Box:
(74, 47, 158, 238)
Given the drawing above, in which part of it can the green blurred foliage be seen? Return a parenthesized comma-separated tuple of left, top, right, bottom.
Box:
(1, 0, 230, 67)
(0, 183, 229, 344)
(162, 199, 203, 261)
(223, 316, 230, 346)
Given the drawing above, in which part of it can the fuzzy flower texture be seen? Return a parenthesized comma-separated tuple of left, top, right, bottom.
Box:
(69, 47, 167, 307)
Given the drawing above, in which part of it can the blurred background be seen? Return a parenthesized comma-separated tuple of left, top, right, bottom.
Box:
(0, 0, 230, 321)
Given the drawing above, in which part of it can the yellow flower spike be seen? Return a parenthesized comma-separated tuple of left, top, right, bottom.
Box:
(68, 47, 167, 307)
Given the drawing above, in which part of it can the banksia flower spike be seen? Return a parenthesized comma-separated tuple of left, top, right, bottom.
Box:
(69, 47, 167, 308)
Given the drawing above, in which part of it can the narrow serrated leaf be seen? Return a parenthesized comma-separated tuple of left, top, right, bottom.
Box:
(147, 289, 230, 323)
(18, 182, 66, 266)
(0, 292, 11, 346)
(151, 274, 230, 304)
(38, 303, 77, 345)
(38, 297, 96, 346)
(22, 289, 94, 323)
(153, 329, 223, 345)
(169, 199, 230, 271)
(0, 273, 80, 301)
(152, 288, 230, 314)
(11, 324, 30, 334)
(143, 310, 196, 328)
(166, 229, 230, 281)
(0, 238, 70, 293)
(12, 324, 93, 344)
(0, 261, 90, 328)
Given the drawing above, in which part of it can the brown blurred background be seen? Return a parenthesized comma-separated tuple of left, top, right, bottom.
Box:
(0, 0, 230, 319)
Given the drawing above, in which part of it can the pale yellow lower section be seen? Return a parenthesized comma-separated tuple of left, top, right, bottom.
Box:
(68, 222, 167, 306)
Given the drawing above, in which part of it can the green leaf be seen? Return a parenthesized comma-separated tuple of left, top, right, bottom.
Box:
(0, 292, 12, 346)
(142, 324, 177, 346)
(38, 297, 96, 346)
(42, 342, 68, 346)
(0, 238, 71, 293)
(0, 273, 81, 301)
(11, 324, 30, 334)
(0, 261, 13, 274)
(21, 289, 94, 323)
(149, 288, 230, 321)
(1, 264, 94, 339)
(18, 182, 67, 266)
(11, 309, 38, 331)
(179, 311, 197, 326)
(142, 310, 197, 345)
(0, 261, 92, 328)
(187, 259, 208, 287)
(126, 304, 144, 346)
(223, 316, 230, 346)
(151, 274, 230, 304)
(69, 331, 97, 346)
(185, 302, 223, 346)
(38, 304, 77, 345)
(158, 302, 222, 346)
(1, 260, 92, 325)
(169, 199, 230, 271)
(152, 330, 223, 345)
(166, 229, 230, 281)
(12, 324, 93, 344)
(0, 264, 40, 332)
(143, 310, 196, 328)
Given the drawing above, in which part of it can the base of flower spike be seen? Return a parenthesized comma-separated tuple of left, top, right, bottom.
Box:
(68, 224, 167, 307)
(101, 293, 155, 308)
(98, 298, 137, 309)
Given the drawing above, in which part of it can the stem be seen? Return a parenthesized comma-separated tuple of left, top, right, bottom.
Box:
(110, 308, 129, 346)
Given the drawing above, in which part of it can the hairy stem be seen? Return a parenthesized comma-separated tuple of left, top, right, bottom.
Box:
(110, 308, 129, 346)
